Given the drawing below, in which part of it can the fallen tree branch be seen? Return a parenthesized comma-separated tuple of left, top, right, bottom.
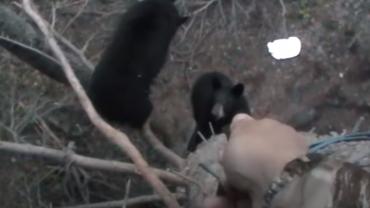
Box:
(0, 36, 69, 84)
(22, 1, 181, 207)
(0, 141, 187, 186)
(185, 134, 227, 208)
(143, 121, 185, 169)
(60, 193, 185, 208)
(0, 4, 184, 169)
(0, 4, 91, 88)
(122, 178, 132, 208)
(11, 1, 94, 72)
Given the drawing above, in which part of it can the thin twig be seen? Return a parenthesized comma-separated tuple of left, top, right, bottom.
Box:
(197, 131, 207, 143)
(235, 0, 256, 21)
(22, 1, 181, 207)
(352, 116, 365, 133)
(347, 32, 361, 49)
(0, 140, 187, 186)
(180, 16, 196, 42)
(192, 0, 218, 16)
(217, 0, 227, 25)
(122, 179, 131, 208)
(14, 0, 94, 71)
(279, 0, 288, 36)
(208, 122, 215, 136)
(142, 121, 185, 169)
(53, 0, 95, 70)
(230, 0, 238, 32)
(61, 0, 89, 34)
(50, 2, 57, 29)
(36, 117, 64, 148)
(81, 31, 98, 53)
(54, 32, 94, 71)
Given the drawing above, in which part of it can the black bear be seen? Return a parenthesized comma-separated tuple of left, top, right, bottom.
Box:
(187, 72, 251, 152)
(89, 0, 188, 128)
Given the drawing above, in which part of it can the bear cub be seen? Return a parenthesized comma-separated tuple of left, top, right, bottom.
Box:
(89, 0, 188, 128)
(187, 72, 251, 152)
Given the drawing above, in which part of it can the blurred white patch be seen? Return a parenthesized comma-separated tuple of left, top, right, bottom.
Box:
(267, 36, 302, 60)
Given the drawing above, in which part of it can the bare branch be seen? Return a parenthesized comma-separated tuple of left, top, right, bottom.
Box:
(0, 140, 187, 186)
(60, 193, 185, 208)
(122, 179, 131, 208)
(81, 31, 97, 53)
(61, 0, 89, 34)
(352, 116, 365, 132)
(35, 117, 64, 148)
(192, 0, 217, 16)
(41, 0, 94, 71)
(22, 1, 181, 207)
(54, 32, 94, 71)
(26, 1, 94, 71)
(0, 4, 91, 88)
(50, 2, 57, 29)
(279, 0, 288, 36)
(0, 36, 69, 84)
(143, 122, 185, 169)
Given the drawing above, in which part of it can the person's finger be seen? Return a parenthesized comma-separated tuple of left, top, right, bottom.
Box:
(232, 113, 254, 123)
(230, 113, 254, 130)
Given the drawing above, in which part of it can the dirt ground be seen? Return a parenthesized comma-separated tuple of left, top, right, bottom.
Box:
(0, 0, 369, 207)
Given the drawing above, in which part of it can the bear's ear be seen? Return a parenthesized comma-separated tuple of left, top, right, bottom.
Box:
(177, 16, 189, 26)
(231, 83, 244, 97)
(212, 77, 222, 90)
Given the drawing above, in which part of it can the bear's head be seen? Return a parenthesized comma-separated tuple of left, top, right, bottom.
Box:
(211, 78, 250, 125)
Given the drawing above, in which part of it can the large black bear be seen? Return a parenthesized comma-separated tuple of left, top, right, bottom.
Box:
(89, 0, 188, 128)
(187, 72, 251, 152)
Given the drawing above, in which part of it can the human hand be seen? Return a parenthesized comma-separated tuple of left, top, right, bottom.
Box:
(204, 114, 308, 208)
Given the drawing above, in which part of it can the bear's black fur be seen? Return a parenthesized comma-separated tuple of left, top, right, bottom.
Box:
(187, 72, 251, 152)
(89, 0, 188, 128)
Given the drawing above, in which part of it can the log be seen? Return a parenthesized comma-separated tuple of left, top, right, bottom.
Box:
(184, 134, 227, 208)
